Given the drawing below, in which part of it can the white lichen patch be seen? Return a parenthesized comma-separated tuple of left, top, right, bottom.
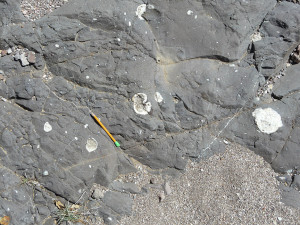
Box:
(154, 92, 163, 103)
(136, 4, 147, 20)
(251, 32, 262, 42)
(187, 10, 193, 15)
(252, 108, 283, 134)
(44, 122, 52, 132)
(132, 93, 152, 115)
(86, 138, 98, 152)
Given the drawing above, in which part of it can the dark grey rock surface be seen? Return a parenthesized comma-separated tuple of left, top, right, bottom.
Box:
(0, 0, 300, 223)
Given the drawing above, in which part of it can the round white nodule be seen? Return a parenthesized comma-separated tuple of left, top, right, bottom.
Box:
(44, 122, 52, 132)
(132, 93, 152, 115)
(86, 138, 98, 152)
(252, 108, 283, 134)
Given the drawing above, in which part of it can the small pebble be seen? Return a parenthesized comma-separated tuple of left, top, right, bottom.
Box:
(27, 51, 36, 64)
(1, 50, 7, 56)
(92, 189, 104, 199)
(20, 52, 29, 66)
(158, 191, 165, 202)
(150, 178, 156, 184)
(164, 181, 172, 195)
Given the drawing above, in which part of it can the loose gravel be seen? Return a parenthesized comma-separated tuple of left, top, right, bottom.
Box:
(120, 143, 300, 225)
(20, 0, 68, 21)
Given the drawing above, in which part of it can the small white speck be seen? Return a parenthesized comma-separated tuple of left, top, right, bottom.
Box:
(124, 12, 126, 15)
(277, 217, 283, 221)
(86, 76, 89, 79)
(74, 137, 78, 140)
(92, 18, 97, 21)
(43, 171, 49, 176)
(108, 217, 112, 221)
(7, 208, 10, 211)
(223, 140, 229, 144)
(84, 124, 88, 128)
(147, 4, 154, 9)
(145, 31, 147, 34)
(37, 145, 40, 149)
(116, 38, 121, 42)
(65, 131, 67, 134)
(55, 44, 59, 48)
(187, 10, 193, 15)
(15, 190, 18, 193)
(229, 64, 235, 67)
(194, 15, 198, 19)
(217, 78, 220, 81)
(128, 21, 131, 26)
(206, 78, 210, 81)
(235, 70, 238, 72)
(89, 165, 92, 168)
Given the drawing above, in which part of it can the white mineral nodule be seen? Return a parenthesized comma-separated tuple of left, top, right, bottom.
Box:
(252, 108, 283, 134)
(136, 4, 147, 20)
(132, 93, 152, 115)
(44, 122, 52, 132)
(43, 170, 49, 176)
(86, 138, 98, 152)
(154, 92, 163, 103)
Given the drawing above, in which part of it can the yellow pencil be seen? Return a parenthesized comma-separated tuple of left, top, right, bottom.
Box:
(90, 112, 120, 147)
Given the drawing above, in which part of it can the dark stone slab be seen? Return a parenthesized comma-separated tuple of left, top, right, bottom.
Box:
(102, 191, 133, 216)
(254, 2, 300, 77)
(110, 181, 141, 194)
(273, 64, 300, 98)
(0, 0, 26, 26)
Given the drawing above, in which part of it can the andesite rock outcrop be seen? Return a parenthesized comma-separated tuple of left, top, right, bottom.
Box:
(0, 0, 299, 223)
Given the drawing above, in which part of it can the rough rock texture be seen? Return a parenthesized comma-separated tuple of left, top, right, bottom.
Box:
(0, 0, 300, 223)
(254, 1, 300, 77)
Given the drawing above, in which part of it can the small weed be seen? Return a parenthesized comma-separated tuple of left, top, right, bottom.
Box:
(53, 192, 90, 225)
(21, 177, 30, 185)
(20, 175, 36, 186)
(55, 202, 81, 224)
